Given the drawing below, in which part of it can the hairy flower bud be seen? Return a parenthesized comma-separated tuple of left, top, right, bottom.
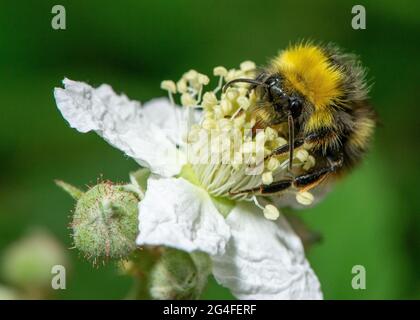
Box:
(148, 248, 211, 300)
(71, 182, 139, 263)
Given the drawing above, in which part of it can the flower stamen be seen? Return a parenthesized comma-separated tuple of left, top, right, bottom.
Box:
(163, 62, 318, 218)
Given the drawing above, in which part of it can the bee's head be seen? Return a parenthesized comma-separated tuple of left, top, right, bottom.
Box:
(223, 75, 303, 121)
(263, 75, 303, 121)
(223, 74, 305, 171)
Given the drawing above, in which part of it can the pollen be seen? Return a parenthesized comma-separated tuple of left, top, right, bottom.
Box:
(225, 88, 238, 101)
(263, 204, 280, 220)
(295, 149, 309, 163)
(221, 100, 233, 114)
(160, 80, 177, 93)
(176, 79, 188, 93)
(267, 158, 280, 171)
(262, 172, 273, 185)
(198, 74, 210, 85)
(213, 66, 228, 77)
(265, 127, 278, 141)
(240, 61, 256, 72)
(202, 92, 218, 108)
(303, 155, 316, 171)
(296, 191, 314, 206)
(185, 69, 198, 81)
(181, 93, 197, 107)
(237, 96, 250, 110)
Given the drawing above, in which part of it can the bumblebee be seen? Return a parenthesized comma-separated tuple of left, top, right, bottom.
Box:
(225, 42, 376, 195)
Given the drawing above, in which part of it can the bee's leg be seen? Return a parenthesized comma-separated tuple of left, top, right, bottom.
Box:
(247, 72, 268, 96)
(253, 137, 304, 168)
(251, 72, 268, 87)
(293, 166, 333, 191)
(229, 179, 293, 196)
(232, 155, 343, 196)
(266, 130, 331, 160)
(294, 154, 343, 191)
(265, 138, 305, 160)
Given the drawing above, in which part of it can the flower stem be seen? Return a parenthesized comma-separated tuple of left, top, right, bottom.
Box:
(122, 248, 162, 300)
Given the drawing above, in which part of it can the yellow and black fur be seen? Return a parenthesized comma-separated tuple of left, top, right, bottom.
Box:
(226, 42, 376, 194)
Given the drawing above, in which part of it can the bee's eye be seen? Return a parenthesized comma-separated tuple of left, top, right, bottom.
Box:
(289, 99, 302, 117)
(269, 86, 288, 104)
(266, 76, 280, 87)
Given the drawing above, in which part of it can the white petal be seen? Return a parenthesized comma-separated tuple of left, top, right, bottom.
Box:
(54, 78, 185, 177)
(212, 202, 322, 300)
(142, 98, 201, 147)
(136, 177, 231, 256)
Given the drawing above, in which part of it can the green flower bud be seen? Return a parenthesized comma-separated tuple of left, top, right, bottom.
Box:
(148, 248, 211, 300)
(0, 229, 67, 290)
(71, 182, 139, 263)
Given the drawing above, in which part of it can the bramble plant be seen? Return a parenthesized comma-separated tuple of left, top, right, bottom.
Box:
(54, 62, 322, 300)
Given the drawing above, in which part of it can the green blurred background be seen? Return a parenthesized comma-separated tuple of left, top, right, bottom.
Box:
(0, 0, 418, 299)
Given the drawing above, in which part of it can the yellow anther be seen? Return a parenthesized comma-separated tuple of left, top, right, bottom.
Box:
(263, 204, 280, 220)
(213, 66, 228, 77)
(181, 93, 197, 107)
(220, 100, 232, 115)
(225, 88, 238, 101)
(176, 79, 188, 93)
(160, 80, 177, 93)
(303, 155, 316, 171)
(202, 118, 217, 130)
(226, 69, 239, 82)
(295, 149, 309, 162)
(265, 127, 278, 141)
(296, 191, 314, 206)
(184, 69, 198, 81)
(202, 92, 218, 108)
(262, 171, 273, 185)
(204, 111, 215, 120)
(273, 137, 288, 148)
(266, 157, 280, 171)
(240, 61, 256, 72)
(198, 74, 210, 85)
(213, 105, 225, 119)
(237, 87, 248, 97)
(237, 96, 250, 110)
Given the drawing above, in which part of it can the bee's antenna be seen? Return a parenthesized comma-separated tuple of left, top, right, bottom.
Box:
(287, 114, 295, 171)
(222, 78, 267, 92)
